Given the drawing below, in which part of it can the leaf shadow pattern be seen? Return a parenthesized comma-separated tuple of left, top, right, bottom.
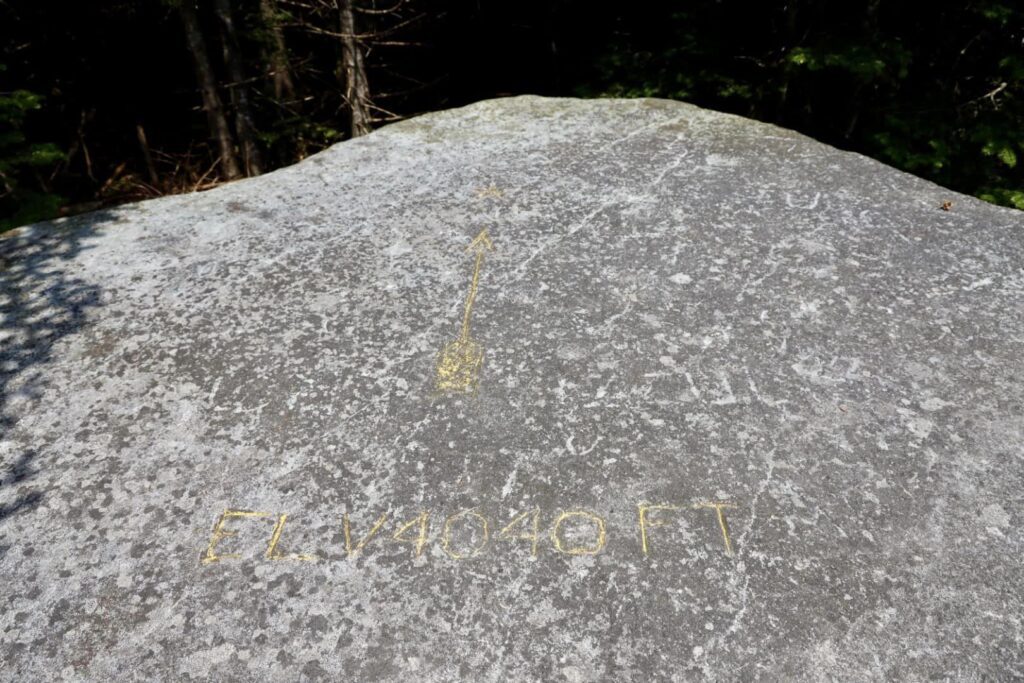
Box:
(0, 211, 116, 524)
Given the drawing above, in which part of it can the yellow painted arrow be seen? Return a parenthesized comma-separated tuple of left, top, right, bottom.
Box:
(459, 228, 494, 341)
(435, 228, 495, 394)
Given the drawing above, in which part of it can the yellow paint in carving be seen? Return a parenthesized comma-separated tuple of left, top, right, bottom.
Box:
(497, 509, 541, 557)
(474, 184, 504, 199)
(459, 229, 492, 341)
(265, 514, 317, 562)
(550, 510, 607, 556)
(343, 512, 388, 557)
(435, 337, 485, 394)
(440, 509, 490, 559)
(693, 502, 737, 555)
(637, 503, 679, 556)
(435, 229, 494, 394)
(202, 509, 272, 565)
(392, 511, 430, 557)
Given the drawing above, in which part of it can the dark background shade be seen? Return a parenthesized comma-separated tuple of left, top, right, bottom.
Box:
(1, 0, 1021, 229)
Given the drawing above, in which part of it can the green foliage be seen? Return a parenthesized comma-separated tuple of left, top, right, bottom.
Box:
(582, 2, 1024, 210)
(0, 68, 65, 230)
(979, 188, 1024, 210)
(0, 0, 1021, 221)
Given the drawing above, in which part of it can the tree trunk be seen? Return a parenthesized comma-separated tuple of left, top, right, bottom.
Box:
(258, 0, 297, 103)
(213, 0, 263, 176)
(178, 0, 242, 180)
(335, 0, 372, 137)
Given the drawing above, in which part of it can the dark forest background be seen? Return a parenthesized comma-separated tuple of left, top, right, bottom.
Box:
(1, 0, 1022, 229)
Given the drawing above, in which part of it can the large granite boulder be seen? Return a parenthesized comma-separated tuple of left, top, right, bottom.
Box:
(1, 96, 1022, 680)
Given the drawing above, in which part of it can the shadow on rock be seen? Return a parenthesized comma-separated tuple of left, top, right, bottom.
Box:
(0, 211, 118, 523)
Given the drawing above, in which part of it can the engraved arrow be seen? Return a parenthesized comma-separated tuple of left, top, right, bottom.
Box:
(434, 228, 494, 394)
(459, 228, 494, 342)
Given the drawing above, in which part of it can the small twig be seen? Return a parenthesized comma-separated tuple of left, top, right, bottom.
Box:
(366, 101, 401, 119)
(355, 0, 408, 14)
(980, 82, 1008, 106)
(192, 156, 222, 192)
(136, 123, 159, 186)
(366, 40, 425, 47)
(956, 82, 1011, 112)
(76, 109, 96, 182)
(0, 168, 13, 198)
(360, 11, 430, 38)
(98, 161, 127, 195)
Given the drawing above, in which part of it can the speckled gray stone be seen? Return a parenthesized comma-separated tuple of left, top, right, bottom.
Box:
(1, 96, 1022, 681)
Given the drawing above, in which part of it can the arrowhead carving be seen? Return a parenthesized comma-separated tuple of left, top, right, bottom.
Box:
(466, 228, 494, 254)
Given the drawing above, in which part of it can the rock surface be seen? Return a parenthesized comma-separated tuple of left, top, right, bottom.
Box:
(1, 96, 1022, 680)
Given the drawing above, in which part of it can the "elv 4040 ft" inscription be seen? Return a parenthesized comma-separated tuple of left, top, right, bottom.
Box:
(201, 501, 739, 565)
